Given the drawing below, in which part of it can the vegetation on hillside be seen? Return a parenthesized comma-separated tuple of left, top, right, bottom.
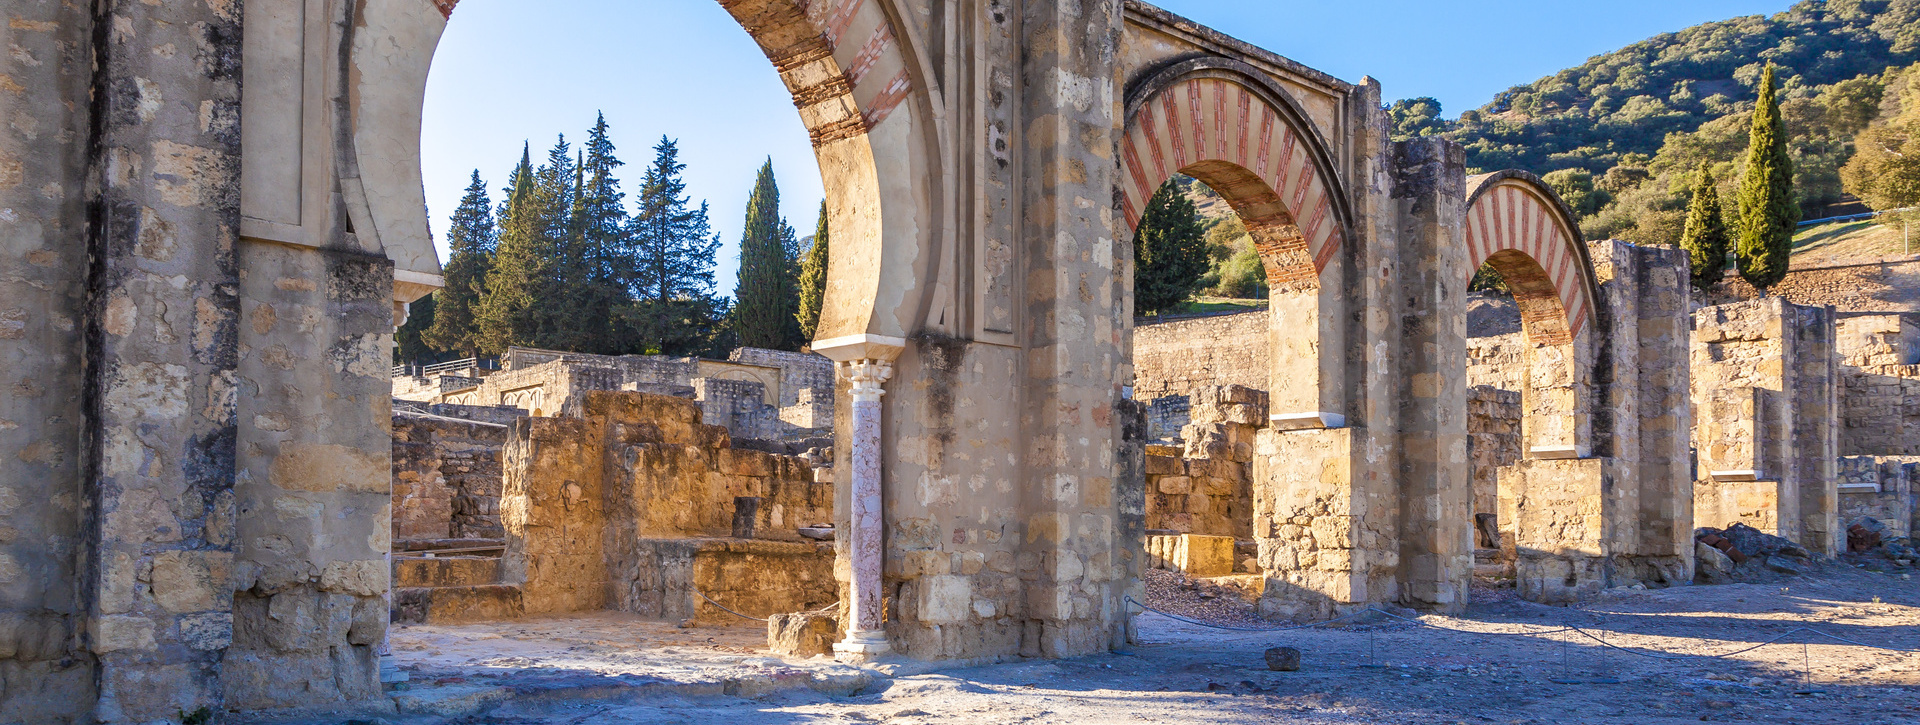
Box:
(1390, 0, 1920, 246)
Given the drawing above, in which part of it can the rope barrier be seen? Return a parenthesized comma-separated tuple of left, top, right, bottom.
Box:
(1123, 596, 1920, 660)
(697, 591, 770, 622)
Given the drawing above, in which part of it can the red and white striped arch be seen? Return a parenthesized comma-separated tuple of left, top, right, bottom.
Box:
(1464, 177, 1594, 338)
(1120, 77, 1346, 274)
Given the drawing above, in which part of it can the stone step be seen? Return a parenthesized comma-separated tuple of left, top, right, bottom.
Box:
(394, 555, 502, 588)
(393, 584, 524, 625)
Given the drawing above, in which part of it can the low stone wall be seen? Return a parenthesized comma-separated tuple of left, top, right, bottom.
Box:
(616, 539, 836, 623)
(1699, 256, 1920, 314)
(1133, 311, 1268, 401)
(392, 412, 509, 542)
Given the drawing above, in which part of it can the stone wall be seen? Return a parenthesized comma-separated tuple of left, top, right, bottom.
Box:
(694, 378, 782, 443)
(1691, 298, 1840, 555)
(1142, 387, 1265, 541)
(1468, 333, 1525, 392)
(730, 347, 836, 429)
(1132, 311, 1269, 402)
(392, 412, 509, 542)
(1467, 387, 1523, 530)
(1837, 315, 1920, 456)
(1838, 456, 1919, 540)
(501, 392, 832, 618)
(1699, 256, 1920, 314)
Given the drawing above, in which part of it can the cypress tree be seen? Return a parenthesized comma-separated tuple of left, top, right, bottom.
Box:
(731, 160, 803, 350)
(1680, 161, 1731, 293)
(1133, 181, 1210, 316)
(425, 170, 496, 358)
(796, 200, 830, 342)
(625, 136, 723, 355)
(474, 146, 539, 356)
(1735, 63, 1798, 294)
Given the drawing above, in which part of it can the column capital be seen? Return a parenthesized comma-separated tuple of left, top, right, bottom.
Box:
(839, 359, 895, 402)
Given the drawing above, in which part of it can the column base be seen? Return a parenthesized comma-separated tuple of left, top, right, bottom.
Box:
(833, 630, 892, 664)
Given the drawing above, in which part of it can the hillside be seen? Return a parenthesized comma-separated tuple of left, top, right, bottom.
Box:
(1390, 0, 1920, 247)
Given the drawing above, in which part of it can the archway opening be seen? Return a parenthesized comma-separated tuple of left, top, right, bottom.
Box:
(377, 0, 899, 677)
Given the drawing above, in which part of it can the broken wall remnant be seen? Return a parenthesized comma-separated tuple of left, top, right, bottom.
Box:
(392, 412, 509, 541)
(1467, 386, 1523, 549)
(1837, 314, 1920, 456)
(1838, 456, 1920, 540)
(1142, 386, 1267, 543)
(500, 391, 834, 622)
(1692, 298, 1841, 556)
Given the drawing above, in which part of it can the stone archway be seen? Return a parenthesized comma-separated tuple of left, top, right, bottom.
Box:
(1119, 59, 1355, 430)
(1463, 172, 1598, 459)
(1461, 171, 1612, 602)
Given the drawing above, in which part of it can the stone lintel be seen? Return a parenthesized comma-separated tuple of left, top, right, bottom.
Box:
(1528, 445, 1584, 460)
(1709, 469, 1765, 482)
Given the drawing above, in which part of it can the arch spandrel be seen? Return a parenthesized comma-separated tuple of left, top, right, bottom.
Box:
(344, 0, 936, 351)
(1463, 172, 1600, 343)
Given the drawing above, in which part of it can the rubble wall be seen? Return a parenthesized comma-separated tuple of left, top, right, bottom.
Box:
(1839, 313, 1920, 455)
(392, 413, 509, 542)
(1467, 387, 1523, 523)
(1838, 456, 1919, 540)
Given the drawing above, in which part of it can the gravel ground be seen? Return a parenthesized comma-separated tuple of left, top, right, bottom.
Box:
(328, 564, 1919, 725)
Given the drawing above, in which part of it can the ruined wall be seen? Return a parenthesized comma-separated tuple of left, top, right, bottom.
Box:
(1141, 387, 1265, 540)
(1467, 387, 1523, 525)
(730, 347, 835, 429)
(693, 378, 781, 443)
(1468, 333, 1525, 392)
(1838, 315, 1920, 456)
(392, 413, 508, 542)
(1692, 299, 1840, 555)
(1132, 311, 1269, 401)
(1838, 456, 1919, 540)
(502, 392, 829, 619)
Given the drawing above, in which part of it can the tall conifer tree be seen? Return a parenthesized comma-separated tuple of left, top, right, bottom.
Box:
(796, 200, 830, 341)
(1736, 63, 1797, 294)
(1134, 181, 1210, 316)
(475, 146, 539, 355)
(731, 160, 802, 350)
(425, 170, 496, 358)
(625, 136, 723, 355)
(1680, 161, 1731, 293)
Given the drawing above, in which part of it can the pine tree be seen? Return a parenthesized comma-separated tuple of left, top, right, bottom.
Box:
(625, 136, 724, 355)
(1133, 181, 1211, 316)
(424, 171, 495, 358)
(730, 160, 803, 350)
(1679, 161, 1731, 292)
(1735, 63, 1798, 294)
(796, 200, 830, 341)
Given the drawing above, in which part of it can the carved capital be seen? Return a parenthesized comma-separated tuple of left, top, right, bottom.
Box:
(838, 359, 894, 402)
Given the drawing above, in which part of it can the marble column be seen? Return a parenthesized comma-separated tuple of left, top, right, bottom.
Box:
(834, 357, 894, 661)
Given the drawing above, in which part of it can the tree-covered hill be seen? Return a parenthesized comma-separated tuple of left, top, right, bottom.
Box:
(1390, 0, 1920, 245)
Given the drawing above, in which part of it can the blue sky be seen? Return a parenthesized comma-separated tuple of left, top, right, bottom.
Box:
(422, 0, 1792, 286)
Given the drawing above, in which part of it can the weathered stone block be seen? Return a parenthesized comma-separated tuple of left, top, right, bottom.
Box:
(767, 611, 838, 658)
(1176, 535, 1235, 578)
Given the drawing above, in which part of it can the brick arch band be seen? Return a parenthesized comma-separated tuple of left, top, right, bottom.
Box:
(1464, 172, 1599, 344)
(1120, 59, 1353, 285)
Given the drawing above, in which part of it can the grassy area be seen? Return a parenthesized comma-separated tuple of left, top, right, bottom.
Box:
(1153, 296, 1266, 317)
(1792, 217, 1915, 264)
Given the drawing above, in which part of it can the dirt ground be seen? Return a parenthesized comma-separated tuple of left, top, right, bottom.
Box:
(357, 564, 1919, 725)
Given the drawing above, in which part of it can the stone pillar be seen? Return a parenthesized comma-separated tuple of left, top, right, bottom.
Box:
(832, 355, 894, 662)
